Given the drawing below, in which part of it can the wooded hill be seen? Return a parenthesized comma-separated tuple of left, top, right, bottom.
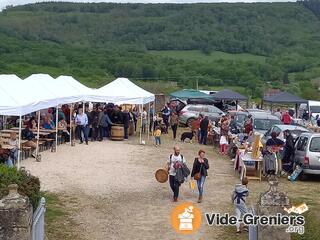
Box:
(0, 1, 320, 98)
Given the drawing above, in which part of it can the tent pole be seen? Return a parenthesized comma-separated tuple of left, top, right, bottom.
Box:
(17, 115, 22, 170)
(55, 106, 58, 152)
(152, 100, 155, 136)
(70, 104, 73, 146)
(140, 105, 142, 144)
(36, 111, 40, 157)
(147, 102, 150, 140)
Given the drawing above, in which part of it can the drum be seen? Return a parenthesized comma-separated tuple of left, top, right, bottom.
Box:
(155, 168, 168, 183)
(111, 125, 124, 141)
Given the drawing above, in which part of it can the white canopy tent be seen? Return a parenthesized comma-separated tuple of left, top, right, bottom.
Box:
(56, 75, 103, 103)
(95, 77, 155, 105)
(96, 78, 155, 143)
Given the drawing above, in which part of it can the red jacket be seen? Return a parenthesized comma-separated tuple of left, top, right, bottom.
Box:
(281, 113, 291, 124)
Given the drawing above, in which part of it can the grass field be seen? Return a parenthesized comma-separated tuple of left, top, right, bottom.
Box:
(149, 50, 267, 64)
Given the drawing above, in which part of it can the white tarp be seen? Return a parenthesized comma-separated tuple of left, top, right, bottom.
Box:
(0, 74, 54, 116)
(55, 75, 103, 103)
(96, 77, 155, 105)
(25, 74, 83, 105)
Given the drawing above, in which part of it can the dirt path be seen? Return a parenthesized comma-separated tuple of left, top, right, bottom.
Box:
(21, 131, 320, 240)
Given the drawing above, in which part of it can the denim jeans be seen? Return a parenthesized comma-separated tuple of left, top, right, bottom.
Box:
(6, 159, 14, 168)
(200, 130, 207, 145)
(169, 175, 180, 198)
(78, 125, 88, 143)
(155, 136, 161, 145)
(197, 175, 206, 197)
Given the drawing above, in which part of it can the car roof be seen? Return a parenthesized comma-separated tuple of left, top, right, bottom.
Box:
(299, 132, 320, 137)
(250, 112, 279, 120)
(273, 125, 310, 131)
(185, 104, 223, 112)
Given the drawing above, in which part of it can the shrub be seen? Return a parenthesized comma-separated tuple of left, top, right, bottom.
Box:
(0, 164, 41, 209)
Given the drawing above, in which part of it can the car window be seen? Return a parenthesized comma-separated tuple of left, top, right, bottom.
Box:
(273, 126, 281, 134)
(309, 137, 320, 152)
(202, 107, 209, 113)
(236, 114, 246, 123)
(187, 106, 200, 111)
(208, 106, 221, 114)
(296, 137, 309, 151)
(253, 119, 281, 131)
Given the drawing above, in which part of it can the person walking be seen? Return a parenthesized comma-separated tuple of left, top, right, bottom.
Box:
(98, 108, 113, 141)
(161, 103, 171, 134)
(90, 107, 100, 141)
(167, 146, 186, 202)
(200, 116, 209, 145)
(170, 112, 179, 140)
(122, 109, 131, 140)
(141, 107, 147, 134)
(232, 177, 249, 234)
(75, 108, 89, 145)
(191, 150, 209, 203)
(154, 126, 161, 147)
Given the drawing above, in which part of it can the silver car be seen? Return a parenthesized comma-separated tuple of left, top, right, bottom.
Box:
(179, 104, 224, 127)
(251, 112, 281, 135)
(294, 133, 320, 178)
(261, 124, 310, 146)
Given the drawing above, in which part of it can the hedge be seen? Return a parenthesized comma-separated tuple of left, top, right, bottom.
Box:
(0, 164, 41, 209)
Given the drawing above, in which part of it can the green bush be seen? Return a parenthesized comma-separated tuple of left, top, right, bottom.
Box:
(0, 164, 41, 209)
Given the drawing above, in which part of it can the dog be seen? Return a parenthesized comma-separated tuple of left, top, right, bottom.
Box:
(180, 131, 194, 142)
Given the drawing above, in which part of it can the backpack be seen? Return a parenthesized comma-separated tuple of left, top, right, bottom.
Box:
(169, 154, 190, 183)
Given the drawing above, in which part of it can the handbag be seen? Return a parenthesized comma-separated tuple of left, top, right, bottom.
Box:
(194, 160, 203, 181)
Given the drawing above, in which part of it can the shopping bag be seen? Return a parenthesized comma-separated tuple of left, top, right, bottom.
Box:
(189, 180, 196, 190)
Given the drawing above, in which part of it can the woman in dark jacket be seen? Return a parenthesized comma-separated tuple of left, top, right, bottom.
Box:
(191, 149, 209, 203)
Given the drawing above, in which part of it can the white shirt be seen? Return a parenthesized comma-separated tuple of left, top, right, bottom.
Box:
(167, 154, 186, 176)
(75, 113, 88, 126)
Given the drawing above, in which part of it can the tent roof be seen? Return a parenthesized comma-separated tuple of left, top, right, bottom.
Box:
(170, 89, 211, 100)
(263, 91, 307, 104)
(55, 75, 102, 103)
(97, 78, 155, 104)
(211, 89, 247, 101)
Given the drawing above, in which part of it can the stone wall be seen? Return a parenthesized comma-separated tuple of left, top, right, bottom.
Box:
(0, 184, 33, 240)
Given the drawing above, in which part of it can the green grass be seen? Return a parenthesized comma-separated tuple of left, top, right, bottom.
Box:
(291, 197, 320, 240)
(42, 191, 80, 240)
(149, 50, 267, 64)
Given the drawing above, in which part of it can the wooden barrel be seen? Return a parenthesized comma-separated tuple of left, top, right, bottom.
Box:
(129, 122, 134, 136)
(155, 168, 168, 183)
(111, 124, 124, 141)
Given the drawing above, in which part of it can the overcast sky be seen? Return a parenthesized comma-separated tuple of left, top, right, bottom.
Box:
(0, 0, 297, 10)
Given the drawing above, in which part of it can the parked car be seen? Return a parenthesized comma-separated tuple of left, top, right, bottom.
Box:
(251, 112, 281, 135)
(261, 124, 310, 146)
(179, 104, 224, 127)
(246, 109, 271, 114)
(294, 133, 320, 178)
(186, 98, 217, 106)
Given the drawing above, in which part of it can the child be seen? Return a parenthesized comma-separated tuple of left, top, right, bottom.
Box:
(231, 177, 249, 234)
(8, 132, 19, 166)
(154, 126, 161, 147)
(219, 134, 228, 155)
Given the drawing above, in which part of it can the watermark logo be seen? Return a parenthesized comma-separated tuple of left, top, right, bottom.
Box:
(171, 202, 202, 234)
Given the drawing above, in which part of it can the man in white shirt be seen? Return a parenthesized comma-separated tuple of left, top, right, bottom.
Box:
(76, 108, 89, 145)
(167, 146, 186, 202)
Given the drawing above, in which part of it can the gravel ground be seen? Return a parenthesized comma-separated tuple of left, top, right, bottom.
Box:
(21, 130, 320, 240)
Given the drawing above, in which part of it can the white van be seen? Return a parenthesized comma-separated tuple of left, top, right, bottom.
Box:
(299, 100, 320, 118)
